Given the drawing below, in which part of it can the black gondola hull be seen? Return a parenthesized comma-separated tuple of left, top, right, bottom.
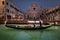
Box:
(5, 24, 53, 30)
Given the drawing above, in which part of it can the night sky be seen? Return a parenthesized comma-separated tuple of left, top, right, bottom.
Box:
(11, 0, 60, 12)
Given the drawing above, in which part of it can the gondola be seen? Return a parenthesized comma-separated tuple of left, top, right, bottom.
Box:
(5, 24, 53, 30)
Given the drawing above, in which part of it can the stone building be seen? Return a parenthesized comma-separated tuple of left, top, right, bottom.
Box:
(6, 0, 24, 20)
(0, 0, 60, 23)
(0, 0, 5, 20)
(45, 5, 60, 24)
(0, 0, 24, 22)
(46, 6, 60, 21)
(25, 3, 44, 21)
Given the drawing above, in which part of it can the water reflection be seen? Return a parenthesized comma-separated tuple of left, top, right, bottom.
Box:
(14, 30, 44, 40)
(0, 25, 60, 40)
(14, 28, 60, 40)
(14, 31, 32, 40)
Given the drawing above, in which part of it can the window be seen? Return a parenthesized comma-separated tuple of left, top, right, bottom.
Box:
(6, 9, 9, 12)
(20, 17, 22, 19)
(12, 11, 14, 14)
(33, 8, 36, 10)
(7, 15, 11, 19)
(2, 1, 4, 5)
(6, 2, 8, 5)
(10, 5, 14, 8)
(27, 15, 29, 19)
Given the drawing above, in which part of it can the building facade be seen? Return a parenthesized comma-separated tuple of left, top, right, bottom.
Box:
(25, 3, 60, 24)
(25, 3, 44, 21)
(6, 0, 24, 20)
(0, 0, 5, 20)
(45, 6, 60, 24)
(46, 6, 60, 21)
(0, 0, 24, 22)
(0, 0, 60, 23)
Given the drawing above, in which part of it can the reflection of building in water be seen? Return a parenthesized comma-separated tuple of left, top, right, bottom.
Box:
(25, 3, 45, 21)
(0, 0, 24, 21)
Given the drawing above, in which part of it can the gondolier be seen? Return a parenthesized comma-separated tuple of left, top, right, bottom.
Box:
(39, 19, 43, 27)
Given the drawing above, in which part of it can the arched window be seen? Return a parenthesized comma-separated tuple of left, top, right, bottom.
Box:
(7, 15, 11, 19)
(33, 8, 36, 10)
(6, 9, 9, 13)
(2, 1, 4, 5)
(6, 2, 8, 5)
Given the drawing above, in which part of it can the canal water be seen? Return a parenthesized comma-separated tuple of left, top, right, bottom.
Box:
(0, 24, 60, 40)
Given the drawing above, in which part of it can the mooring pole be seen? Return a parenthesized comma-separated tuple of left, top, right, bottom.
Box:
(40, 21, 42, 27)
